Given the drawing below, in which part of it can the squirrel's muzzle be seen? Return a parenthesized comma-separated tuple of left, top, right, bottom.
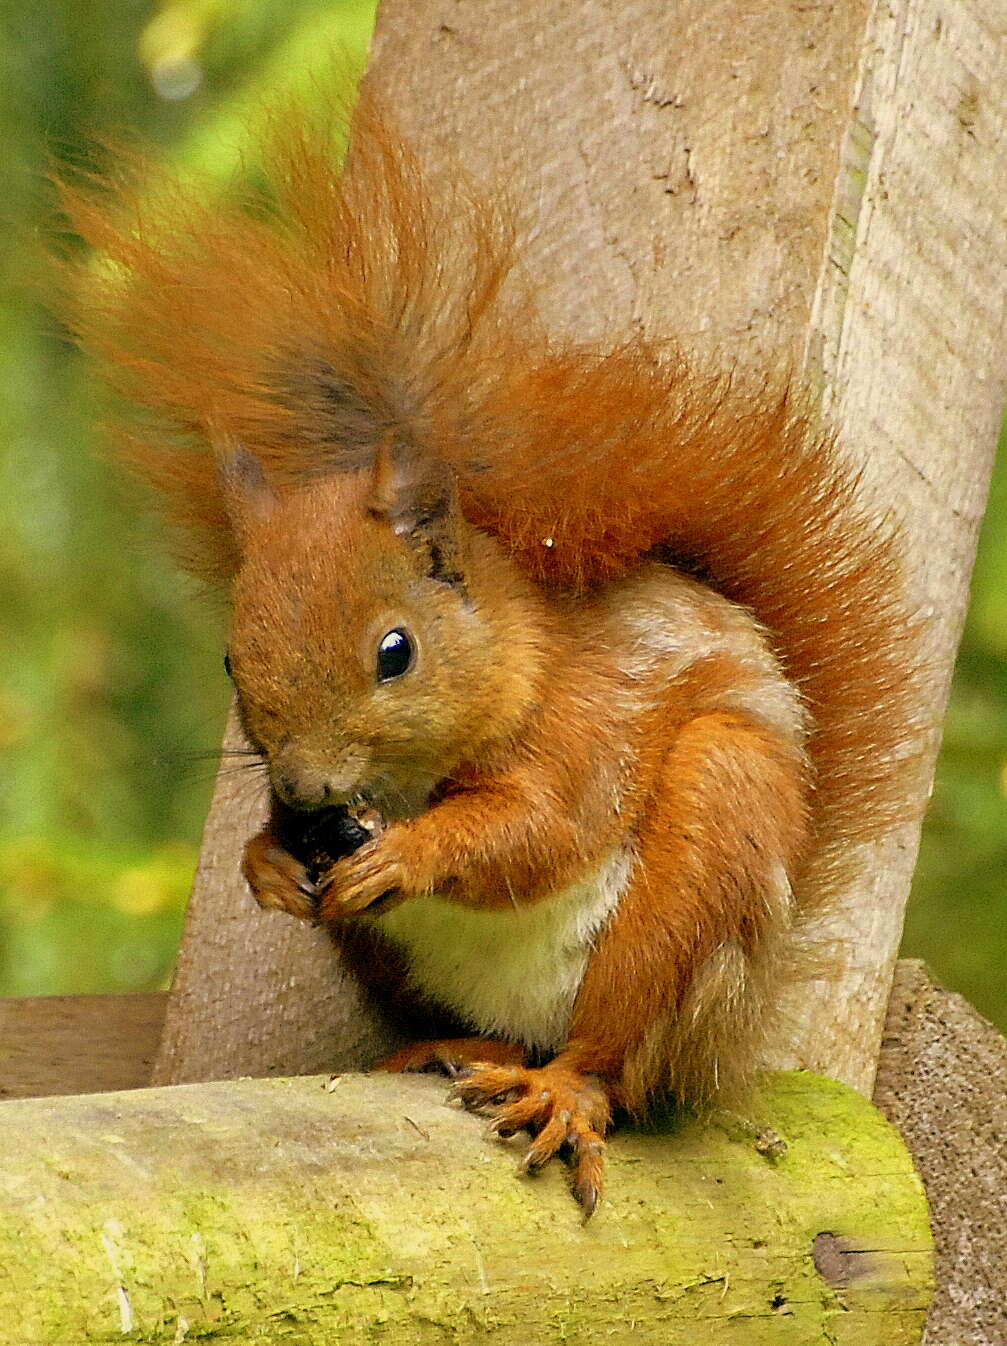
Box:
(270, 752, 369, 813)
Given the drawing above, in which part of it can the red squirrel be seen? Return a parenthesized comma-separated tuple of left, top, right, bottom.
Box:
(61, 96, 923, 1213)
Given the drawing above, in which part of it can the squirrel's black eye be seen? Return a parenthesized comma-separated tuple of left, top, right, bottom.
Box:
(223, 652, 233, 678)
(376, 628, 414, 682)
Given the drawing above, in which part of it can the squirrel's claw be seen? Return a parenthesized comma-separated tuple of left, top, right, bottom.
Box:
(450, 1061, 611, 1218)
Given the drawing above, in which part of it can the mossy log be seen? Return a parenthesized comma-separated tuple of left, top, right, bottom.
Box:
(2, 1071, 929, 1344)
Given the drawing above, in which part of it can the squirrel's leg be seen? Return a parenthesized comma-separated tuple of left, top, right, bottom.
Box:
(452, 709, 809, 1214)
(450, 1060, 612, 1215)
(317, 767, 619, 919)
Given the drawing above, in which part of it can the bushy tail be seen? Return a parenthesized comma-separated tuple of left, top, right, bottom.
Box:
(445, 350, 928, 910)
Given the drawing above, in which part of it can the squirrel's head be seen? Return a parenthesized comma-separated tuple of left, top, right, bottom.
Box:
(221, 441, 547, 821)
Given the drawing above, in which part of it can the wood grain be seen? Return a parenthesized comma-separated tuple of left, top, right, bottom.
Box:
(0, 993, 166, 1100)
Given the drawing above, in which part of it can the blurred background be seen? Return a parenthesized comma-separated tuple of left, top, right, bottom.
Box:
(1, 0, 1004, 1032)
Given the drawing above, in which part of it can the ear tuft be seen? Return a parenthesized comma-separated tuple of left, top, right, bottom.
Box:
(219, 442, 277, 546)
(368, 439, 466, 587)
(368, 430, 399, 520)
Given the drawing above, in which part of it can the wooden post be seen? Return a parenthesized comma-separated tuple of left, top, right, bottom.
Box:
(875, 961, 1007, 1343)
(153, 0, 1007, 1090)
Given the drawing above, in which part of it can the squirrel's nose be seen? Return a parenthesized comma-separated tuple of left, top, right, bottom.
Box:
(273, 773, 332, 811)
(271, 756, 366, 811)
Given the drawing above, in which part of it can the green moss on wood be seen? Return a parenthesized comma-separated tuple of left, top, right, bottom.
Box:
(0, 1071, 931, 1344)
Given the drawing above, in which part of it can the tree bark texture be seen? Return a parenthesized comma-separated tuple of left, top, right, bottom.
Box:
(155, 0, 1007, 1092)
(874, 961, 1007, 1346)
(0, 1071, 930, 1345)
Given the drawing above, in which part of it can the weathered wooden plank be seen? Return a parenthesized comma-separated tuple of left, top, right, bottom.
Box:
(0, 1070, 931, 1345)
(359, 0, 1007, 1095)
(790, 0, 1007, 1090)
(0, 992, 167, 1100)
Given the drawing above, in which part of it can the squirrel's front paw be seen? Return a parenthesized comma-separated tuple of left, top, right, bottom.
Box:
(242, 831, 319, 922)
(316, 827, 427, 921)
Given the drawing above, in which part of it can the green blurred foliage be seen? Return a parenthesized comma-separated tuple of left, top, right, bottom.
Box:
(0, 0, 377, 996)
(0, 0, 1003, 1032)
(901, 426, 1007, 1030)
(0, 834, 194, 994)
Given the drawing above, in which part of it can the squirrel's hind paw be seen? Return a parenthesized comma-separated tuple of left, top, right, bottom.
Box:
(450, 1062, 611, 1217)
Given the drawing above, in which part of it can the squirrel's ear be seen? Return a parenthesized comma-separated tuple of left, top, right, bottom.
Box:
(218, 443, 277, 548)
(368, 437, 466, 587)
(368, 434, 401, 519)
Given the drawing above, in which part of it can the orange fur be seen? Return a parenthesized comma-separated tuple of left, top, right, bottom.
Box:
(564, 703, 811, 1112)
(375, 1038, 527, 1073)
(58, 92, 926, 1211)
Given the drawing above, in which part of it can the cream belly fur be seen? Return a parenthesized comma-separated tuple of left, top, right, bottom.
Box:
(376, 847, 634, 1051)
